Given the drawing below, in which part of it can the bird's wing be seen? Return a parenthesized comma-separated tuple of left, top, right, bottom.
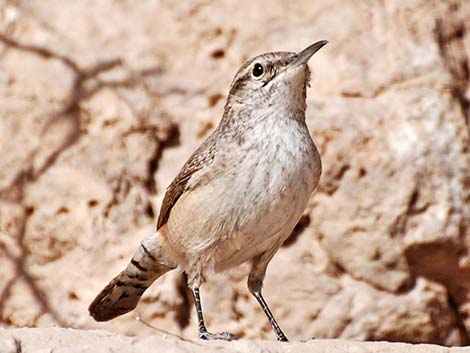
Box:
(156, 134, 218, 230)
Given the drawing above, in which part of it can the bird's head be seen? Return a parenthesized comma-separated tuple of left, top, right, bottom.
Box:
(225, 40, 328, 116)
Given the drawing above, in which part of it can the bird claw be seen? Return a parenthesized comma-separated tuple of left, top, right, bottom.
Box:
(200, 331, 239, 341)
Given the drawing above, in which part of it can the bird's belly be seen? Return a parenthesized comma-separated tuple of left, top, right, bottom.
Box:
(167, 122, 320, 272)
(212, 182, 311, 271)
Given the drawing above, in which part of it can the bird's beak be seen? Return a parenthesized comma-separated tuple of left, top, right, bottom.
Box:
(264, 40, 328, 87)
(289, 40, 328, 67)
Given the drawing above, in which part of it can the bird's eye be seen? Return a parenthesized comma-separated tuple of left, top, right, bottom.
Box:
(252, 63, 264, 77)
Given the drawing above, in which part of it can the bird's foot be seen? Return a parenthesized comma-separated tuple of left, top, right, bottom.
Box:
(276, 333, 289, 342)
(200, 330, 239, 341)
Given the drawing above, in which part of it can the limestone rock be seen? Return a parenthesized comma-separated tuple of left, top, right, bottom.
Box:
(1, 328, 469, 353)
(0, 0, 469, 347)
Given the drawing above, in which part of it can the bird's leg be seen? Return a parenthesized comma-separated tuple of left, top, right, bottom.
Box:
(252, 290, 288, 342)
(191, 285, 239, 341)
(248, 253, 288, 342)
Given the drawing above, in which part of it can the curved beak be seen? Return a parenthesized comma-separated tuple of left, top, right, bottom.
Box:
(263, 40, 329, 87)
(289, 40, 328, 67)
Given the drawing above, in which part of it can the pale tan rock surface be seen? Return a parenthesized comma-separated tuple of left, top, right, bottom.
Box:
(0, 328, 467, 353)
(0, 0, 469, 347)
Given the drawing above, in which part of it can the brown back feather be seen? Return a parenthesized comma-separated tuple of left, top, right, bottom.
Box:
(156, 134, 218, 229)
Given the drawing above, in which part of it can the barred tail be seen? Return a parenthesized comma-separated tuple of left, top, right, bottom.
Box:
(89, 230, 176, 321)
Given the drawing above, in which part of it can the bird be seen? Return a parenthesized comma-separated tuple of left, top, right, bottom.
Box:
(88, 40, 328, 342)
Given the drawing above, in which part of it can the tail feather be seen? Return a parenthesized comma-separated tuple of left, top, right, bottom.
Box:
(88, 269, 155, 321)
(89, 230, 176, 321)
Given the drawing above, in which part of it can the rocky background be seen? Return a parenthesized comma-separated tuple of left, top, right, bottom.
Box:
(0, 0, 469, 347)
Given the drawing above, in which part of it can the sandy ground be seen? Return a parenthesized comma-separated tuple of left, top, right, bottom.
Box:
(1, 327, 469, 353)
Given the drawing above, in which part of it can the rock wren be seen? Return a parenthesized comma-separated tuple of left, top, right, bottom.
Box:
(89, 40, 328, 341)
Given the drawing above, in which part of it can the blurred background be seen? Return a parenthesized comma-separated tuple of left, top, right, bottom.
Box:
(0, 0, 469, 346)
